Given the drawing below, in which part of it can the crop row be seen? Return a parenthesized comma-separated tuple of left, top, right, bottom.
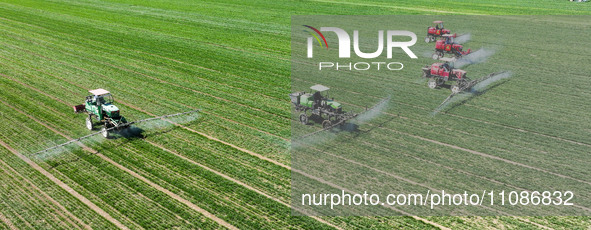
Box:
(0, 27, 289, 135)
(0, 41, 291, 163)
(0, 79, 335, 229)
(293, 75, 590, 185)
(0, 53, 443, 229)
(0, 63, 442, 229)
(0, 2, 290, 90)
(0, 154, 87, 229)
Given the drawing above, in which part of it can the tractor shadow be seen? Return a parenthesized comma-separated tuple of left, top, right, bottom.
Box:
(308, 115, 361, 134)
(445, 80, 509, 112)
(339, 123, 359, 133)
(438, 84, 452, 90)
(307, 114, 325, 125)
(110, 126, 146, 140)
(311, 116, 395, 153)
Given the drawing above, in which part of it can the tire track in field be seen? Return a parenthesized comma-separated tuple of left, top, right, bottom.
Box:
(0, 158, 92, 230)
(0, 67, 291, 175)
(0, 211, 17, 230)
(0, 165, 78, 229)
(0, 90, 238, 230)
(0, 76, 276, 229)
(124, 98, 292, 169)
(0, 51, 290, 154)
(0, 138, 128, 230)
(333, 97, 591, 187)
(0, 61, 441, 230)
(342, 126, 591, 214)
(303, 143, 557, 229)
(145, 140, 341, 229)
(2, 17, 439, 230)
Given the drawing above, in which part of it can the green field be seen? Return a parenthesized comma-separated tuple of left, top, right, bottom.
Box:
(0, 0, 590, 229)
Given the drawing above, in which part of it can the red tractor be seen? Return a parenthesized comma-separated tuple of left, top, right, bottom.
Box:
(425, 21, 450, 43)
(422, 62, 471, 93)
(433, 34, 471, 60)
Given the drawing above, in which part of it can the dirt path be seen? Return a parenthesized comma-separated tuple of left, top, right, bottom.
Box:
(0, 158, 92, 229)
(0, 71, 447, 229)
(383, 125, 591, 186)
(311, 137, 561, 229)
(146, 140, 341, 229)
(320, 84, 591, 186)
(0, 139, 128, 230)
(92, 150, 238, 230)
(0, 211, 17, 230)
(0, 57, 291, 169)
(0, 43, 445, 229)
(0, 99, 238, 230)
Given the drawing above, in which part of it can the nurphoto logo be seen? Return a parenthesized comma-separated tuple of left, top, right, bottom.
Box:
(304, 25, 417, 71)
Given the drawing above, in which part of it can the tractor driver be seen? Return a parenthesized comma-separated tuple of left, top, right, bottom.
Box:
(444, 36, 452, 45)
(93, 95, 106, 105)
(313, 91, 322, 109)
(441, 62, 451, 72)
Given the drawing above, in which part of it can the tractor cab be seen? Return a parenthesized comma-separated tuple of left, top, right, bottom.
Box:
(434, 21, 444, 30)
(289, 85, 342, 111)
(441, 33, 457, 44)
(84, 89, 122, 121)
(427, 21, 450, 36)
(309, 84, 341, 111)
(425, 21, 451, 43)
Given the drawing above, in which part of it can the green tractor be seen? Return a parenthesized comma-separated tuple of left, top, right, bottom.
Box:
(73, 89, 128, 138)
(289, 84, 356, 128)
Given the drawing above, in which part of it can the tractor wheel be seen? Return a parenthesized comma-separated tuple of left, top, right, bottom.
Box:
(428, 78, 437, 89)
(86, 116, 93, 130)
(299, 113, 308, 125)
(322, 120, 332, 129)
(101, 127, 109, 138)
(451, 85, 461, 94)
(424, 36, 430, 43)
